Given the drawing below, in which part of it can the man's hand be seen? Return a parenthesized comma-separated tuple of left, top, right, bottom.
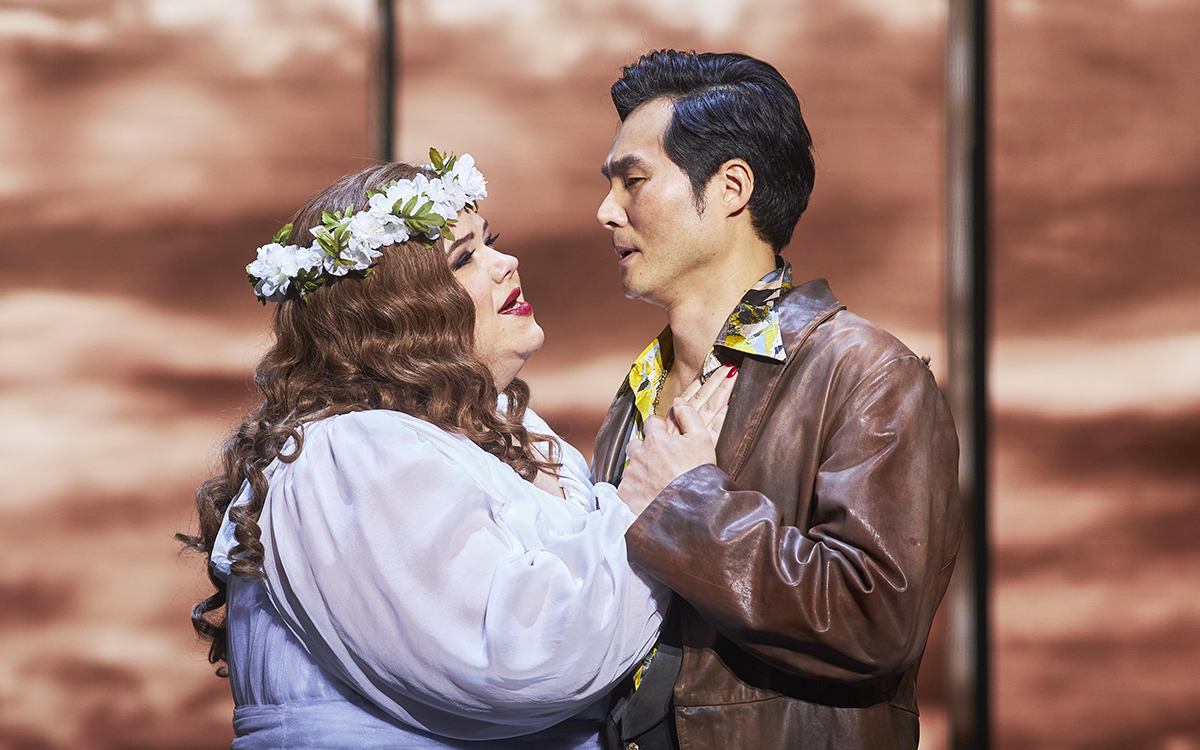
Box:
(619, 402, 720, 516)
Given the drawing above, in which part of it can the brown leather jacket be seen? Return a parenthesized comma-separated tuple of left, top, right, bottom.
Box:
(593, 279, 962, 750)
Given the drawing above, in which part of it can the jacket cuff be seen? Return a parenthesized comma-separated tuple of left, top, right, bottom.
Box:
(625, 463, 732, 565)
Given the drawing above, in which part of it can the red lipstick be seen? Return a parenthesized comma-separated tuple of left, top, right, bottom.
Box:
(499, 287, 533, 316)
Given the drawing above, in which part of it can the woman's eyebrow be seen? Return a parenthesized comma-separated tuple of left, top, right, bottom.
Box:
(448, 221, 488, 254)
(448, 232, 474, 253)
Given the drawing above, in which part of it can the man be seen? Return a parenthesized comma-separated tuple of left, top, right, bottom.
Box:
(593, 50, 962, 750)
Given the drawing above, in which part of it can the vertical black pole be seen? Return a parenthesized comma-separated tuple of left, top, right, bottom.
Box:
(945, 0, 990, 748)
(375, 0, 397, 161)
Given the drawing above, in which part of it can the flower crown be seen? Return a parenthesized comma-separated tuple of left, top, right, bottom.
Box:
(246, 149, 487, 303)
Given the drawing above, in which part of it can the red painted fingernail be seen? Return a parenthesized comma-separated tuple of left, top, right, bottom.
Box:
(727, 365, 738, 378)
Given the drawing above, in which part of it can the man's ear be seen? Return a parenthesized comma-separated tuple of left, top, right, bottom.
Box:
(712, 158, 754, 217)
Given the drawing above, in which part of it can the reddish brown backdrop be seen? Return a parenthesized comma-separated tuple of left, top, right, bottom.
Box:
(1, 1, 1197, 748)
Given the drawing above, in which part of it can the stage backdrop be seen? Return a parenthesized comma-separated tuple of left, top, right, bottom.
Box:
(0, 1, 1196, 748)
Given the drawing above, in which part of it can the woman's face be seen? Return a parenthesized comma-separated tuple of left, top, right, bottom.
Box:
(445, 211, 544, 388)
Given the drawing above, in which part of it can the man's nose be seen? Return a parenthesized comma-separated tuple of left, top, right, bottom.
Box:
(596, 188, 626, 229)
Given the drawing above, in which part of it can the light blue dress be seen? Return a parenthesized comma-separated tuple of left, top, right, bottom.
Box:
(211, 408, 664, 749)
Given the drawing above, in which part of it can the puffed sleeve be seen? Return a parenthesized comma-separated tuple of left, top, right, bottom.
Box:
(258, 411, 663, 740)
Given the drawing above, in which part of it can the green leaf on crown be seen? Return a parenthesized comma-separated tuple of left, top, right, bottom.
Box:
(395, 195, 418, 216)
(272, 223, 294, 244)
(311, 224, 347, 259)
(321, 206, 354, 228)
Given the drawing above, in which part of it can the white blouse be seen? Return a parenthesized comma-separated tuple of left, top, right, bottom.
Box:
(211, 407, 665, 743)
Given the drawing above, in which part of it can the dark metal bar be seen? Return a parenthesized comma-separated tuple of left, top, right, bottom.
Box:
(374, 0, 397, 161)
(945, 0, 990, 747)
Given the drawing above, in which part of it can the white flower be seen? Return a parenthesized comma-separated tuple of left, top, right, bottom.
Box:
(411, 173, 459, 222)
(379, 179, 421, 213)
(246, 151, 490, 301)
(294, 244, 327, 274)
(442, 153, 487, 206)
(323, 242, 382, 276)
(247, 242, 309, 300)
(346, 209, 410, 253)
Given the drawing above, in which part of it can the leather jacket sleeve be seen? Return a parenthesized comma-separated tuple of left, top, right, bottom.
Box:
(624, 354, 961, 685)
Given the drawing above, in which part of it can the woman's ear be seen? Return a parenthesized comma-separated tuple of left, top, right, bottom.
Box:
(712, 158, 754, 217)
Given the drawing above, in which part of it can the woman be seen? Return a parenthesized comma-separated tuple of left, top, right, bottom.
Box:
(180, 153, 731, 748)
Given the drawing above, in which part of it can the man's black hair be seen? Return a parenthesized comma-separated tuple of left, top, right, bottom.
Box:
(611, 50, 815, 252)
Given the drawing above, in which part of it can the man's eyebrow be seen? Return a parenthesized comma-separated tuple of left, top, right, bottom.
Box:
(600, 155, 645, 179)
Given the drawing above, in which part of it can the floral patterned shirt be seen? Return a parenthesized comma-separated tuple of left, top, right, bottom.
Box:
(624, 258, 793, 442)
(617, 258, 793, 689)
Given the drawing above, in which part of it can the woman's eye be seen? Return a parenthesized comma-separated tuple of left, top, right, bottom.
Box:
(485, 232, 500, 246)
(451, 249, 474, 270)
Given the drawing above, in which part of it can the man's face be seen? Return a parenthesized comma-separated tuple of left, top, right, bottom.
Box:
(597, 98, 722, 307)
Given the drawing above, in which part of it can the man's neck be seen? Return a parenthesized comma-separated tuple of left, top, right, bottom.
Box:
(664, 250, 776, 384)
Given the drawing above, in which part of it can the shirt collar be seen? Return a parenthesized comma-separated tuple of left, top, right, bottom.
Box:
(706, 257, 792, 369)
(624, 258, 792, 431)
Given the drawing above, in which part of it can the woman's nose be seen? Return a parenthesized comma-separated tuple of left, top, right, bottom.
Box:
(597, 189, 626, 229)
(491, 250, 518, 282)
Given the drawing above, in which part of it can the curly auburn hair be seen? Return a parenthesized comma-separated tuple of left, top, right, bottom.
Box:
(178, 162, 559, 672)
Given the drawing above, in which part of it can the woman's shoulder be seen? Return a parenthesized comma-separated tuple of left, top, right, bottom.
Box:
(300, 409, 575, 485)
(520, 405, 554, 437)
(280, 410, 488, 489)
(305, 409, 471, 451)
(293, 407, 592, 502)
(521, 407, 594, 490)
(313, 408, 447, 434)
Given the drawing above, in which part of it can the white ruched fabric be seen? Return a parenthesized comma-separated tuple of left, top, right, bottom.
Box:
(212, 407, 665, 747)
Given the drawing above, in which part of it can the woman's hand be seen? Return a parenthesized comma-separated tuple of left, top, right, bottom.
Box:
(617, 366, 738, 516)
(665, 364, 737, 442)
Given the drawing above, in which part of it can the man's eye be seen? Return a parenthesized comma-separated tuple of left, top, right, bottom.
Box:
(624, 177, 645, 189)
(485, 232, 500, 246)
(452, 250, 474, 270)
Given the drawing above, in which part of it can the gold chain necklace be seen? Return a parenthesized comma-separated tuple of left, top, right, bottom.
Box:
(650, 355, 673, 416)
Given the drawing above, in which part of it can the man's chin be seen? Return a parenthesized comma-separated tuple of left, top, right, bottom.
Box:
(620, 274, 646, 301)
(621, 279, 658, 305)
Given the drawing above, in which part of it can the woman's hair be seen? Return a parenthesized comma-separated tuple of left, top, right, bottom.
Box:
(178, 162, 559, 672)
